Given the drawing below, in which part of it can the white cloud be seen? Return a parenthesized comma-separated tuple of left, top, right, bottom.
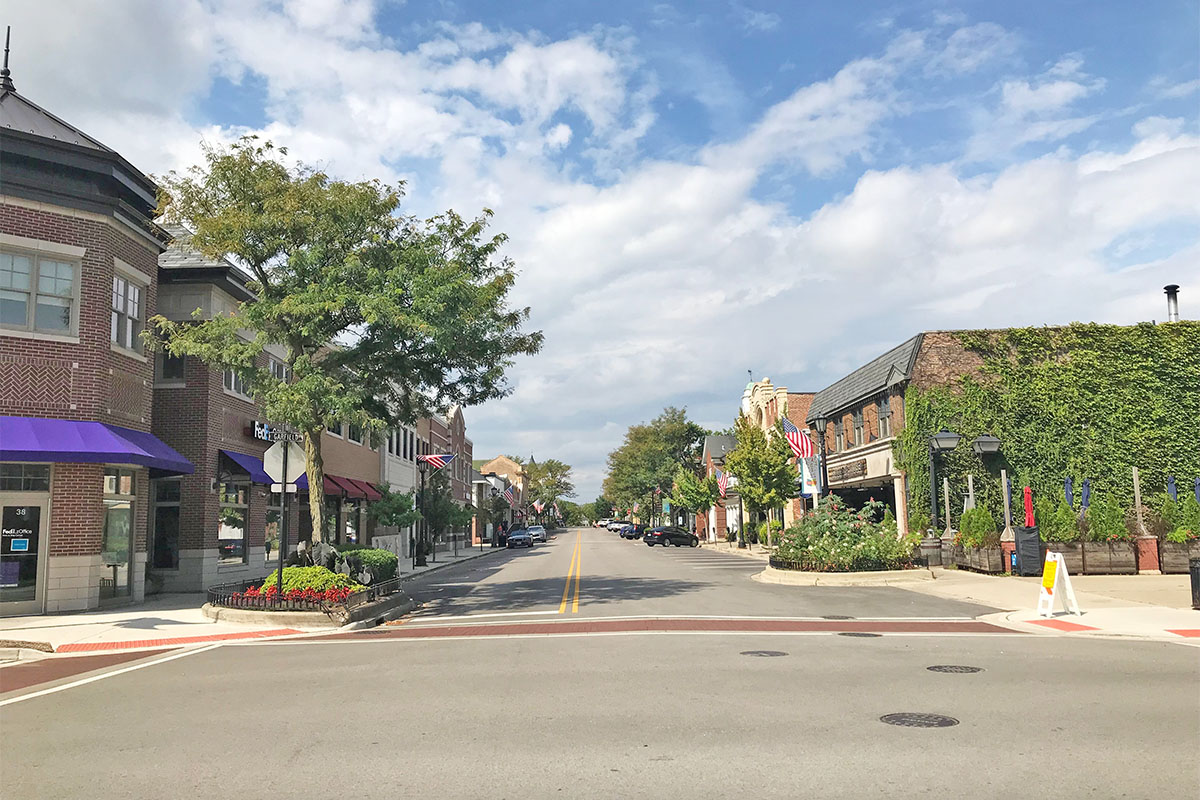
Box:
(8, 5, 1197, 498)
(731, 2, 781, 33)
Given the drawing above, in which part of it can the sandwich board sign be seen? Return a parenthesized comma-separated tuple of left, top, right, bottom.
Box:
(1037, 551, 1081, 617)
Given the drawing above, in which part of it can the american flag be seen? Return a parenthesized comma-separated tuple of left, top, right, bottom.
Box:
(781, 418, 813, 459)
(503, 486, 515, 506)
(417, 453, 455, 469)
(533, 500, 544, 513)
(715, 469, 728, 498)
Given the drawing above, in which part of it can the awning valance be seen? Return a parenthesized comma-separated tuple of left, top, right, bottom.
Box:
(347, 478, 382, 501)
(218, 450, 271, 484)
(0, 416, 193, 476)
(294, 472, 378, 500)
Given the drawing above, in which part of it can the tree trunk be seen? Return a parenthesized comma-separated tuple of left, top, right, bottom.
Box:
(304, 429, 326, 544)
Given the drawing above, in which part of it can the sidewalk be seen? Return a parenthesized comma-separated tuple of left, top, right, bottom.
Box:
(902, 568, 1199, 642)
(0, 546, 503, 658)
(699, 540, 771, 561)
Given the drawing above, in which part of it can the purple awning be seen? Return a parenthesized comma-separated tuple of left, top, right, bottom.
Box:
(0, 416, 193, 476)
(219, 450, 271, 484)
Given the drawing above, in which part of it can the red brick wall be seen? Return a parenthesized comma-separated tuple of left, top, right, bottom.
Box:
(1, 202, 159, 431)
(48, 463, 103, 556)
(909, 331, 985, 392)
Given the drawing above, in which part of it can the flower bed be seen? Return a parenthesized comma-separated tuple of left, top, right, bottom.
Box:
(774, 496, 920, 572)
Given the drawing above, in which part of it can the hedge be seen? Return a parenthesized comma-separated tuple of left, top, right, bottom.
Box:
(260, 566, 363, 594)
(335, 546, 398, 582)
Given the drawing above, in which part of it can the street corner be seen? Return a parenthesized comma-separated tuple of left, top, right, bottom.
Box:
(981, 608, 1200, 643)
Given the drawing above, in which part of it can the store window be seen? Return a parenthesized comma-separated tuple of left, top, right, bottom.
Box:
(0, 250, 77, 335)
(217, 481, 249, 564)
(345, 501, 361, 545)
(152, 479, 181, 569)
(102, 468, 136, 601)
(223, 368, 252, 400)
(0, 463, 51, 491)
(877, 397, 891, 439)
(111, 275, 143, 351)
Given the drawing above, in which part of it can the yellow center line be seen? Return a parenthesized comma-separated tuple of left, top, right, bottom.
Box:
(572, 535, 582, 613)
(558, 532, 581, 613)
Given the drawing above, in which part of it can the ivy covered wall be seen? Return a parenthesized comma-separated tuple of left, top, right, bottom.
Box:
(893, 322, 1200, 530)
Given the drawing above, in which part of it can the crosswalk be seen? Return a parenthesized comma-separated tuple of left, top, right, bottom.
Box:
(660, 547, 766, 570)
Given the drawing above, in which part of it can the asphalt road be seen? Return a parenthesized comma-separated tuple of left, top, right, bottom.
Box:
(3, 527, 1197, 799)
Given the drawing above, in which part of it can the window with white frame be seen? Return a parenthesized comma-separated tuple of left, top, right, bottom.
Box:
(111, 275, 143, 351)
(0, 250, 77, 334)
(877, 396, 891, 439)
(268, 357, 290, 382)
(223, 368, 252, 400)
(348, 424, 363, 445)
(217, 481, 249, 564)
(853, 410, 864, 447)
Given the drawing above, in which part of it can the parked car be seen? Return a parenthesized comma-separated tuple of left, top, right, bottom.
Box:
(620, 523, 649, 539)
(528, 525, 547, 543)
(643, 526, 699, 547)
(506, 528, 533, 548)
(596, 519, 610, 528)
(607, 520, 629, 531)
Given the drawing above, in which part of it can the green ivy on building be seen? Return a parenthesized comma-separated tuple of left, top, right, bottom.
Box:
(894, 321, 1200, 531)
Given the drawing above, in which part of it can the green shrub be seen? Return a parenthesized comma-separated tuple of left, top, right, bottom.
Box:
(336, 546, 398, 581)
(959, 508, 998, 548)
(775, 496, 920, 572)
(726, 530, 736, 543)
(1156, 495, 1179, 534)
(1085, 494, 1127, 542)
(259, 566, 363, 594)
(1036, 495, 1079, 542)
(1178, 495, 1200, 538)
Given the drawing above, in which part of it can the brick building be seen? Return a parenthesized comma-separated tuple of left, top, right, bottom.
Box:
(698, 434, 736, 542)
(1, 72, 192, 614)
(804, 331, 989, 536)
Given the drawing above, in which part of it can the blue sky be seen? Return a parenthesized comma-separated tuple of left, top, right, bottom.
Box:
(11, 1, 1200, 499)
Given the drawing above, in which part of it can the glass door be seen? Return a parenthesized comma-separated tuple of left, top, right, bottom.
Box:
(1, 497, 48, 616)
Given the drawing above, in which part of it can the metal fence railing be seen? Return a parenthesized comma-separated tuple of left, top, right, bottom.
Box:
(768, 555, 914, 573)
(206, 575, 404, 620)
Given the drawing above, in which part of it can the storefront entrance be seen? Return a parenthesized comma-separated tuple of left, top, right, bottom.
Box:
(1, 492, 50, 617)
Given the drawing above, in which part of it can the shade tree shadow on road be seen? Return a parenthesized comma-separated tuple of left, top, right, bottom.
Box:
(406, 574, 713, 615)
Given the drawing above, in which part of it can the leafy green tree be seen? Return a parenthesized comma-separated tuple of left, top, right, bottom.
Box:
(586, 496, 614, 520)
(367, 486, 422, 530)
(557, 500, 584, 526)
(724, 414, 795, 523)
(150, 137, 542, 541)
(525, 458, 576, 505)
(669, 464, 719, 516)
(604, 407, 706, 511)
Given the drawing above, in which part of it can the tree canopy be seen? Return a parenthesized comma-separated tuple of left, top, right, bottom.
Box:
(150, 137, 542, 539)
(525, 458, 575, 504)
(724, 414, 796, 517)
(603, 407, 707, 513)
(669, 464, 720, 515)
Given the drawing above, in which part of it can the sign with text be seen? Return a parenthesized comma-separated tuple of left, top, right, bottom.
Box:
(248, 421, 303, 443)
(828, 459, 868, 484)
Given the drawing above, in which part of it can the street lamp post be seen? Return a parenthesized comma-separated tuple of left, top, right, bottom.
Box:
(812, 415, 829, 501)
(416, 460, 428, 567)
(928, 429, 962, 531)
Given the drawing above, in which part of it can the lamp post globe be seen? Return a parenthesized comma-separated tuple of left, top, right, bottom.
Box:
(972, 434, 1001, 456)
(928, 428, 961, 533)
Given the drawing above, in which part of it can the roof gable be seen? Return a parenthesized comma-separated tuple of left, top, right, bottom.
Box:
(806, 335, 922, 423)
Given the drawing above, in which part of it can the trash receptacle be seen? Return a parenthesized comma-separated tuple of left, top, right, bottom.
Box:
(1190, 557, 1200, 610)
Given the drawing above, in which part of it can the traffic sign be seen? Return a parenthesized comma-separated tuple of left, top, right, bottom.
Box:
(264, 440, 307, 484)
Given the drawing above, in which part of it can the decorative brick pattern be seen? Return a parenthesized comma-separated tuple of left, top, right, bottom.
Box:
(0, 356, 75, 410)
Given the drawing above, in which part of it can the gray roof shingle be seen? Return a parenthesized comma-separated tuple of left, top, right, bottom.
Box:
(806, 335, 922, 423)
(703, 434, 736, 463)
(0, 88, 109, 150)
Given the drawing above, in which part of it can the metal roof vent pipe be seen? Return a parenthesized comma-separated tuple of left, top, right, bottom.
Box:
(1164, 284, 1180, 322)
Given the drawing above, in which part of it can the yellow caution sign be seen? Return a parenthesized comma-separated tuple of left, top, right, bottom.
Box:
(1041, 558, 1057, 592)
(1037, 551, 1081, 617)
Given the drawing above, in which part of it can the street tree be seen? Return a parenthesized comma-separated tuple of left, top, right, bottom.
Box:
(586, 496, 614, 520)
(150, 138, 542, 541)
(525, 458, 576, 505)
(603, 407, 706, 511)
(367, 486, 422, 532)
(724, 414, 795, 531)
(669, 464, 719, 517)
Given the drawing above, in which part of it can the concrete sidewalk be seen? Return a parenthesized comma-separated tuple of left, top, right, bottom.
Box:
(902, 568, 1199, 642)
(0, 546, 504, 658)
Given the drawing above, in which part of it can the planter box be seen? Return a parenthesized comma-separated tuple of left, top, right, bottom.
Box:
(952, 544, 968, 569)
(1043, 542, 1083, 574)
(1157, 540, 1200, 574)
(1082, 542, 1137, 575)
(965, 546, 1004, 574)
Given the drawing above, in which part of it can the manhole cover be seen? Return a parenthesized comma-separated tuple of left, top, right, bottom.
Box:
(740, 650, 788, 657)
(838, 631, 881, 638)
(880, 713, 959, 728)
(927, 665, 983, 674)
(822, 615, 854, 620)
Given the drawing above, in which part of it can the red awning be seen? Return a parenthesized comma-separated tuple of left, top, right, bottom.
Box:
(328, 475, 366, 499)
(348, 478, 382, 501)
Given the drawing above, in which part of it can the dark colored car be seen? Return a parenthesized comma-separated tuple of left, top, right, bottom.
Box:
(643, 526, 699, 547)
(620, 523, 649, 539)
(506, 528, 533, 548)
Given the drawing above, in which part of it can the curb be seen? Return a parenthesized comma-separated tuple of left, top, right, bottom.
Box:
(201, 591, 415, 628)
(752, 565, 935, 587)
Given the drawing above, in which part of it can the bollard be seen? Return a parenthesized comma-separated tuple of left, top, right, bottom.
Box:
(1190, 557, 1200, 610)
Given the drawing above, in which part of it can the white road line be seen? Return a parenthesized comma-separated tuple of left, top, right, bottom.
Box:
(243, 630, 1030, 646)
(0, 644, 223, 707)
(408, 610, 561, 622)
(397, 613, 978, 625)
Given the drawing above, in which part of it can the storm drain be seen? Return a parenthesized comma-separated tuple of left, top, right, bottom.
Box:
(821, 615, 854, 620)
(740, 650, 788, 657)
(927, 665, 983, 674)
(837, 632, 881, 638)
(880, 713, 959, 728)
